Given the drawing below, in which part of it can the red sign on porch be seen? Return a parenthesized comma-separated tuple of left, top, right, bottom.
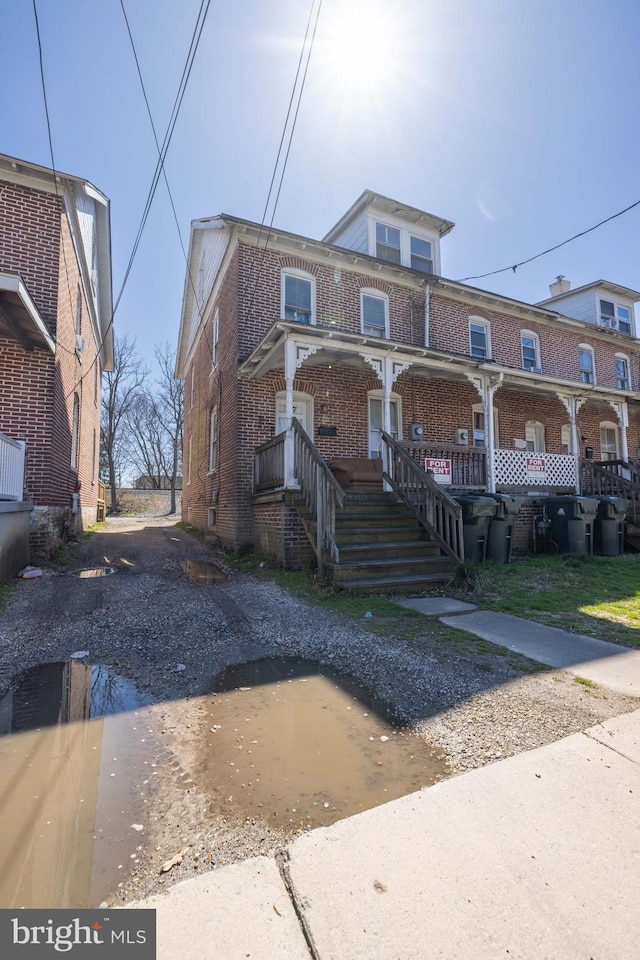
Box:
(424, 458, 452, 484)
(525, 456, 547, 479)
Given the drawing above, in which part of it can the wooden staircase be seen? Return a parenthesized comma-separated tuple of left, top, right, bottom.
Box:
(296, 491, 457, 592)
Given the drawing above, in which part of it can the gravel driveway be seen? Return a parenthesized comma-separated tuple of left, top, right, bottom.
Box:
(1, 516, 637, 906)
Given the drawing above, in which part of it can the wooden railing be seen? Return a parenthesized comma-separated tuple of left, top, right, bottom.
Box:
(382, 432, 464, 562)
(97, 480, 106, 522)
(0, 432, 26, 501)
(292, 419, 345, 577)
(401, 441, 487, 488)
(580, 459, 640, 524)
(254, 432, 286, 491)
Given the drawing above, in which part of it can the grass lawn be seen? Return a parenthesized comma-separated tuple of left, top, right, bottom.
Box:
(449, 553, 640, 649)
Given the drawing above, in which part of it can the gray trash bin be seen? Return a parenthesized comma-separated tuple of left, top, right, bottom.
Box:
(484, 494, 523, 563)
(545, 496, 598, 555)
(453, 495, 497, 563)
(594, 496, 627, 556)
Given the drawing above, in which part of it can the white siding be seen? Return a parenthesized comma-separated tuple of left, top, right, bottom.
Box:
(186, 227, 230, 355)
(74, 192, 98, 306)
(551, 290, 597, 325)
(329, 211, 368, 254)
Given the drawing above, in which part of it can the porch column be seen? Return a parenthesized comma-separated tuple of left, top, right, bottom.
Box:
(284, 337, 296, 488)
(481, 374, 502, 493)
(617, 401, 629, 462)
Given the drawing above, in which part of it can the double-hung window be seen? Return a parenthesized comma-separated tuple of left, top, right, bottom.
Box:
(375, 223, 401, 264)
(600, 299, 632, 334)
(410, 236, 433, 274)
(469, 318, 490, 359)
(282, 271, 314, 324)
(521, 330, 540, 371)
(579, 345, 595, 384)
(361, 291, 388, 338)
(615, 354, 630, 390)
(208, 408, 218, 473)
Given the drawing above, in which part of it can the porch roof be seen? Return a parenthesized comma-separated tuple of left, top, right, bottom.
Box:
(0, 272, 55, 353)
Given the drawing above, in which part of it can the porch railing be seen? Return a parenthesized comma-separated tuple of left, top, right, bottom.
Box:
(254, 432, 286, 490)
(381, 432, 464, 563)
(0, 433, 26, 501)
(402, 441, 487, 488)
(292, 420, 345, 577)
(580, 459, 640, 524)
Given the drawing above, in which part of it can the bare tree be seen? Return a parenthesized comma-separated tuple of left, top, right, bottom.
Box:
(153, 342, 183, 515)
(101, 335, 148, 512)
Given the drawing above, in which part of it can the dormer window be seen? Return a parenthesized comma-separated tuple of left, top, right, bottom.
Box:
(600, 299, 631, 334)
(375, 223, 401, 264)
(410, 236, 433, 274)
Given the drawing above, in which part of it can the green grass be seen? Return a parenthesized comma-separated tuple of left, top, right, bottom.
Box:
(449, 553, 640, 649)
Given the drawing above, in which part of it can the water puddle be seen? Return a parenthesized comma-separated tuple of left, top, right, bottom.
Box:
(0, 662, 155, 908)
(197, 657, 447, 829)
(184, 560, 229, 585)
(72, 567, 116, 578)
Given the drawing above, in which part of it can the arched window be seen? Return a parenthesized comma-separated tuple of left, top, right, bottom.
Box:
(579, 344, 595, 385)
(469, 316, 490, 359)
(600, 421, 619, 461)
(525, 420, 545, 453)
(521, 330, 541, 371)
(615, 353, 631, 390)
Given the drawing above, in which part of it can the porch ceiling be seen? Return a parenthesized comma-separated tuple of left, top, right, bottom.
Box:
(0, 273, 55, 353)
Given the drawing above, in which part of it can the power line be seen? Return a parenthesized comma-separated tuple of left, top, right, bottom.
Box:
(456, 198, 640, 284)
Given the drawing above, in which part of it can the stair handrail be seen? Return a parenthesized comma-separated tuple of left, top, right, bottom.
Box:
(291, 419, 345, 576)
(580, 458, 640, 523)
(381, 431, 464, 562)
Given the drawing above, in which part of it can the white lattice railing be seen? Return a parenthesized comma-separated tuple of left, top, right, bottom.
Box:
(494, 449, 577, 488)
(0, 432, 26, 500)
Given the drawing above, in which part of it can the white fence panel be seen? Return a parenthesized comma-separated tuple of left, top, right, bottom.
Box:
(0, 433, 26, 500)
(494, 449, 577, 488)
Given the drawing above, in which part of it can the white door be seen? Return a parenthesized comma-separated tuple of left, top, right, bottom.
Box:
(368, 396, 399, 458)
(275, 393, 314, 437)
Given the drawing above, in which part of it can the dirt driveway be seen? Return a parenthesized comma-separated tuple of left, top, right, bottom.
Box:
(1, 517, 637, 906)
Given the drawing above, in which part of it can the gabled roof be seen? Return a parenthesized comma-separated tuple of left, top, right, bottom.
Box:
(537, 279, 640, 307)
(323, 189, 455, 244)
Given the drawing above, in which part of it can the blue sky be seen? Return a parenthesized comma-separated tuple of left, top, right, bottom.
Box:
(3, 0, 639, 371)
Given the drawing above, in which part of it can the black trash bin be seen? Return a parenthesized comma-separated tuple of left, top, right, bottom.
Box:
(453, 495, 497, 563)
(484, 494, 523, 563)
(545, 496, 599, 555)
(594, 496, 627, 556)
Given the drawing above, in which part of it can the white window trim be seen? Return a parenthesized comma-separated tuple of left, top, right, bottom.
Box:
(615, 352, 631, 390)
(409, 234, 433, 274)
(208, 408, 218, 474)
(600, 421, 619, 460)
(525, 420, 546, 453)
(373, 219, 402, 264)
(368, 215, 441, 273)
(469, 316, 491, 360)
(579, 344, 596, 385)
(281, 268, 316, 325)
(520, 329, 541, 371)
(360, 288, 389, 339)
(599, 297, 633, 335)
(368, 390, 402, 456)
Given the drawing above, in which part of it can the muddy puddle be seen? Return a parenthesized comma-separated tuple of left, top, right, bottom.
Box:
(195, 657, 447, 829)
(72, 567, 116, 578)
(184, 560, 229, 585)
(0, 661, 156, 909)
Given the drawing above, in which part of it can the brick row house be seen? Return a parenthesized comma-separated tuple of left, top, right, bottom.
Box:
(0, 154, 113, 569)
(176, 191, 640, 587)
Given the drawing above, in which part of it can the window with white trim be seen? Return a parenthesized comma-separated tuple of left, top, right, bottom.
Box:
(615, 353, 630, 390)
(361, 290, 388, 338)
(208, 408, 218, 473)
(525, 420, 545, 453)
(600, 299, 632, 334)
(212, 310, 219, 367)
(410, 235, 433, 274)
(469, 318, 490, 359)
(600, 421, 619, 461)
(187, 435, 192, 484)
(521, 330, 540, 371)
(472, 404, 499, 448)
(282, 270, 315, 325)
(579, 345, 595, 385)
(375, 222, 401, 264)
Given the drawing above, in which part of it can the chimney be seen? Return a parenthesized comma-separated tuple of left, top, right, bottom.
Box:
(548, 275, 570, 297)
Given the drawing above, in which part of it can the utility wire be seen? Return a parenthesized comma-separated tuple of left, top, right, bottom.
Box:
(243, 0, 324, 323)
(456, 198, 640, 284)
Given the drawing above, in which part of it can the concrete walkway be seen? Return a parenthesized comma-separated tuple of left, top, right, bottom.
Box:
(128, 608, 640, 959)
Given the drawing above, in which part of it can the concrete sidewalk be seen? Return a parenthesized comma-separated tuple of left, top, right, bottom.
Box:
(128, 610, 640, 959)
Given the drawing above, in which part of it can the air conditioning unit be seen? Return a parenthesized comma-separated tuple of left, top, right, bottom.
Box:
(455, 428, 469, 445)
(409, 423, 425, 442)
(514, 438, 527, 449)
(75, 334, 85, 357)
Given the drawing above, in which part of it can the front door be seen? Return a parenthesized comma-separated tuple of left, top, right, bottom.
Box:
(275, 392, 314, 437)
(368, 395, 399, 458)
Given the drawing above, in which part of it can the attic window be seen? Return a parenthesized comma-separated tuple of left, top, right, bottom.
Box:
(375, 223, 401, 264)
(600, 299, 631, 334)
